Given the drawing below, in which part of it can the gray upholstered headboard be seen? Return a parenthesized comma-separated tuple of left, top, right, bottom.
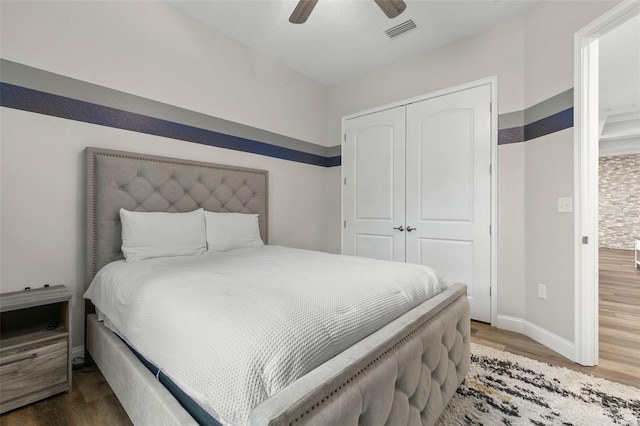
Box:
(85, 147, 268, 285)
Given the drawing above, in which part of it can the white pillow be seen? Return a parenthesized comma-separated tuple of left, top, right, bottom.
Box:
(205, 211, 264, 253)
(120, 208, 207, 262)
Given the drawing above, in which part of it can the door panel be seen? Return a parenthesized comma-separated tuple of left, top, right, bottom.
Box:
(354, 234, 394, 261)
(344, 107, 405, 261)
(342, 84, 492, 322)
(419, 110, 474, 222)
(406, 85, 492, 322)
(419, 238, 473, 297)
(355, 127, 394, 220)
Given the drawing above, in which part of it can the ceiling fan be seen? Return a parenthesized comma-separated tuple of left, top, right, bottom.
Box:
(289, 0, 407, 24)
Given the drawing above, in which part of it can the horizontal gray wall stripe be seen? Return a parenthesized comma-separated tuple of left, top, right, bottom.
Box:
(0, 59, 338, 158)
(2, 59, 572, 157)
(326, 145, 342, 157)
(498, 89, 573, 130)
(498, 110, 524, 130)
(523, 88, 573, 125)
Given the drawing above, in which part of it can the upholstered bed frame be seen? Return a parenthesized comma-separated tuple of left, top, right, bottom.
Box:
(84, 147, 470, 426)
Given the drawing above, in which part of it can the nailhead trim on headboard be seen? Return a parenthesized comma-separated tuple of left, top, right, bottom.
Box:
(85, 147, 268, 285)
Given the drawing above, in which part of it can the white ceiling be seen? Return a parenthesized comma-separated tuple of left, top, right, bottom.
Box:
(168, 0, 538, 86)
(166, 0, 639, 153)
(599, 14, 640, 157)
(599, 13, 640, 115)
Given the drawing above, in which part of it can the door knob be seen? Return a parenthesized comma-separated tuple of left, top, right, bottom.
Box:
(407, 226, 417, 232)
(393, 226, 405, 232)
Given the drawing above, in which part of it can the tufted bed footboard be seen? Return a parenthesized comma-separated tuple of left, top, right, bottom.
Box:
(86, 283, 469, 426)
(250, 284, 470, 426)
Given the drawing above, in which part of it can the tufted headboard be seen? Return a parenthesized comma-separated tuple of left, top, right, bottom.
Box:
(85, 147, 268, 286)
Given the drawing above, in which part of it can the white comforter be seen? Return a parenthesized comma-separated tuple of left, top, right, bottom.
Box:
(84, 245, 446, 426)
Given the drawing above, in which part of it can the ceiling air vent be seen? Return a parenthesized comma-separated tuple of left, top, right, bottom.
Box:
(385, 19, 417, 39)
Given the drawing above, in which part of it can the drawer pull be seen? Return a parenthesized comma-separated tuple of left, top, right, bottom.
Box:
(1, 353, 37, 366)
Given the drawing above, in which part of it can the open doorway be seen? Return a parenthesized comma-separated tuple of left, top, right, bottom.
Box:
(597, 14, 640, 381)
(574, 0, 640, 366)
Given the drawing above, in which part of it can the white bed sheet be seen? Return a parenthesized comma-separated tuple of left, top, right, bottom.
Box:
(84, 245, 447, 426)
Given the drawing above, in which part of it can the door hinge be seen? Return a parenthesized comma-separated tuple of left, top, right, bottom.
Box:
(344, 178, 346, 185)
(489, 102, 492, 113)
(344, 134, 347, 142)
(489, 164, 492, 175)
(490, 287, 492, 297)
(489, 225, 492, 235)
(344, 220, 346, 228)
(582, 236, 589, 244)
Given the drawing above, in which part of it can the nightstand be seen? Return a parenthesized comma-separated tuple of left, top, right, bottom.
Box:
(0, 285, 72, 413)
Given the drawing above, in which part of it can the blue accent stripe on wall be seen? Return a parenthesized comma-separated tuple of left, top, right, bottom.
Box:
(524, 108, 573, 141)
(498, 108, 573, 145)
(0, 82, 336, 168)
(498, 127, 524, 145)
(326, 156, 342, 167)
(1, 79, 575, 156)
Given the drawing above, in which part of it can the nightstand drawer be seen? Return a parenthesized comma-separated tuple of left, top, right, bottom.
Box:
(0, 338, 67, 406)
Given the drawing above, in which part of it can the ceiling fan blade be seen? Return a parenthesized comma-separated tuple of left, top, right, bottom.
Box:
(289, 0, 319, 24)
(374, 0, 407, 19)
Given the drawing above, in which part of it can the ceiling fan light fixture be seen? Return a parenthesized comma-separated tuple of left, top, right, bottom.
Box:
(374, 0, 407, 19)
(289, 0, 406, 24)
(289, 0, 319, 24)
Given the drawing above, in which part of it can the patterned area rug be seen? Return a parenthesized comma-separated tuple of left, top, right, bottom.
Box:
(437, 343, 640, 426)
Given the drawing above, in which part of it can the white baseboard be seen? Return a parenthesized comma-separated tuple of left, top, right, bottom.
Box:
(495, 315, 576, 361)
(72, 345, 86, 363)
(495, 314, 525, 334)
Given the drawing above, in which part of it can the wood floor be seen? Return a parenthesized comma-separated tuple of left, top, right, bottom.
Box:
(1, 248, 637, 425)
(0, 365, 131, 426)
(597, 248, 640, 387)
(472, 248, 639, 388)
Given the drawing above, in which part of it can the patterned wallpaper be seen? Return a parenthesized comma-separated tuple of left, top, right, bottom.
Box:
(599, 154, 640, 250)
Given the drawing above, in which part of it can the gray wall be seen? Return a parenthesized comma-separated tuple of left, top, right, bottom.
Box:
(0, 1, 332, 353)
(1, 0, 623, 359)
(327, 1, 619, 352)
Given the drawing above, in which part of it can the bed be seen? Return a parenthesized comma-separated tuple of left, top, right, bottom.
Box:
(84, 147, 470, 426)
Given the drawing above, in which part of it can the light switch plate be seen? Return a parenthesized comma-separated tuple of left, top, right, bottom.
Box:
(558, 197, 573, 213)
(538, 283, 547, 300)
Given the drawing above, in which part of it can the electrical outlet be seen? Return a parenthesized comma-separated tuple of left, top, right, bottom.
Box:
(538, 284, 547, 300)
(558, 197, 573, 213)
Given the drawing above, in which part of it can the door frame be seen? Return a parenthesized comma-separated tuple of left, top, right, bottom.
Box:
(341, 76, 499, 325)
(573, 0, 640, 366)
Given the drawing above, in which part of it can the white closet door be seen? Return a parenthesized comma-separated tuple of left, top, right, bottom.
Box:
(343, 106, 406, 261)
(405, 84, 492, 322)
